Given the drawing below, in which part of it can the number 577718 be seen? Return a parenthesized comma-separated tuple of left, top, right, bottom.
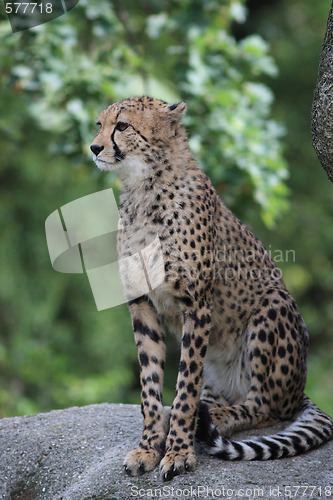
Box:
(5, 3, 53, 14)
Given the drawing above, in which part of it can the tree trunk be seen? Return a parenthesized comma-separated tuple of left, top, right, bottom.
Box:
(312, 1, 333, 182)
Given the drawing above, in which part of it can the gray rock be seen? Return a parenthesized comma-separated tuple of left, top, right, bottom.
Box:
(0, 403, 332, 499)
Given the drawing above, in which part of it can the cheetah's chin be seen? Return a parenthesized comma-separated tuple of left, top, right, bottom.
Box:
(93, 157, 118, 171)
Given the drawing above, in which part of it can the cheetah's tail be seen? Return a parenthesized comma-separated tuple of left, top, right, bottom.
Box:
(196, 396, 333, 460)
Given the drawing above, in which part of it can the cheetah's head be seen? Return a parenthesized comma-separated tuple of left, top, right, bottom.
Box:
(90, 96, 187, 180)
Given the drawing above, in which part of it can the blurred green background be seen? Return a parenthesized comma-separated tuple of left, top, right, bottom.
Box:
(0, 0, 332, 418)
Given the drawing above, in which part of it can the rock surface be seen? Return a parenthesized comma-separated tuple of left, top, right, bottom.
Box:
(0, 403, 332, 499)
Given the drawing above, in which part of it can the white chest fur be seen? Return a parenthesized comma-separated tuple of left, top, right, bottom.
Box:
(204, 332, 251, 404)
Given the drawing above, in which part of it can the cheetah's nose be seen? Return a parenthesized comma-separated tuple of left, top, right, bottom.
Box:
(90, 144, 104, 156)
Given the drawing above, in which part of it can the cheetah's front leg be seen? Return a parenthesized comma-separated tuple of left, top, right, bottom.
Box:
(124, 297, 166, 476)
(160, 304, 212, 481)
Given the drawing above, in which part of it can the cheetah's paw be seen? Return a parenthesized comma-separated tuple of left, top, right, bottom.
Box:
(159, 450, 196, 481)
(123, 446, 163, 476)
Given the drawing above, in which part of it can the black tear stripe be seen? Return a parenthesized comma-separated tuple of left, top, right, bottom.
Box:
(129, 125, 149, 144)
(111, 128, 125, 162)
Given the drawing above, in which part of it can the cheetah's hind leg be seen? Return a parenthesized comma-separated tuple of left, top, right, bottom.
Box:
(199, 384, 230, 410)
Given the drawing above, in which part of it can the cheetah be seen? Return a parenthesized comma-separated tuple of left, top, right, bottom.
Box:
(90, 96, 333, 481)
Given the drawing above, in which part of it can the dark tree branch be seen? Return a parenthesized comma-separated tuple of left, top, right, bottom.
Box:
(312, 1, 333, 182)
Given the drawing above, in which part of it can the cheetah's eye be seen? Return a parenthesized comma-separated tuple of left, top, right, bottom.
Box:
(116, 121, 129, 132)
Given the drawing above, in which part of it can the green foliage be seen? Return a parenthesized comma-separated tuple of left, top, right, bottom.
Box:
(306, 350, 333, 417)
(1, 0, 288, 223)
(0, 0, 331, 417)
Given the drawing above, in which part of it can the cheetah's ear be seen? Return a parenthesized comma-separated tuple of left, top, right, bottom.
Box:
(167, 101, 187, 120)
